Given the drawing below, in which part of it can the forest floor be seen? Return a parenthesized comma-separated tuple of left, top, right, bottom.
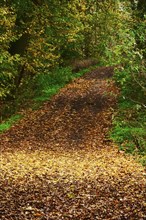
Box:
(0, 67, 146, 220)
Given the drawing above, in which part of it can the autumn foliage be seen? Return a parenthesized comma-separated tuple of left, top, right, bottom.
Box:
(0, 67, 145, 219)
(0, 1, 146, 218)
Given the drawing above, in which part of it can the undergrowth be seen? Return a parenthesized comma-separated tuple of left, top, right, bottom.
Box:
(0, 114, 22, 132)
(0, 65, 96, 133)
(111, 68, 146, 165)
(32, 67, 88, 104)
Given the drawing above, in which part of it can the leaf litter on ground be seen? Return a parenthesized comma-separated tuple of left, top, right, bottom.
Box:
(0, 66, 146, 220)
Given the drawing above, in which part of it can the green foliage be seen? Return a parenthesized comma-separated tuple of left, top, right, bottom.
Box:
(0, 65, 91, 126)
(100, 1, 146, 158)
(111, 98, 146, 155)
(1, 0, 146, 160)
(31, 66, 91, 106)
(0, 0, 88, 100)
(0, 114, 22, 133)
(138, 156, 146, 166)
(33, 67, 73, 102)
(0, 6, 18, 98)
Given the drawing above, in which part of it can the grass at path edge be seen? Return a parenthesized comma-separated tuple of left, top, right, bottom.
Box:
(0, 65, 98, 133)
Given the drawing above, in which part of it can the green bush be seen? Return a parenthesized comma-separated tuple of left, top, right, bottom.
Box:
(110, 97, 146, 156)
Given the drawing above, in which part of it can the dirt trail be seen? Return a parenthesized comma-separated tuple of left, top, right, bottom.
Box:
(0, 67, 145, 220)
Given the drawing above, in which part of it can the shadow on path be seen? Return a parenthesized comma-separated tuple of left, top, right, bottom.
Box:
(0, 66, 145, 220)
(0, 66, 118, 152)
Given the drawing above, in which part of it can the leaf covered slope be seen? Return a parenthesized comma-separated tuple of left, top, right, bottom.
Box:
(0, 67, 146, 220)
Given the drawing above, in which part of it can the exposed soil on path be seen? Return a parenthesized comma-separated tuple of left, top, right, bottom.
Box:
(0, 66, 146, 220)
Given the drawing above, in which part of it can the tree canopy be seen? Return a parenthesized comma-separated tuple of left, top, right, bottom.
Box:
(0, 0, 145, 98)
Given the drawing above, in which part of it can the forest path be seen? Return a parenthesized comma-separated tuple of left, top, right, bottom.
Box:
(0, 67, 145, 219)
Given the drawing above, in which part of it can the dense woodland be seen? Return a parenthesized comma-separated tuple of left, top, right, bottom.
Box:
(0, 0, 146, 154)
(0, 1, 146, 219)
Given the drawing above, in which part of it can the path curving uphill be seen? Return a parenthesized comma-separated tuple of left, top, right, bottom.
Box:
(0, 67, 145, 220)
